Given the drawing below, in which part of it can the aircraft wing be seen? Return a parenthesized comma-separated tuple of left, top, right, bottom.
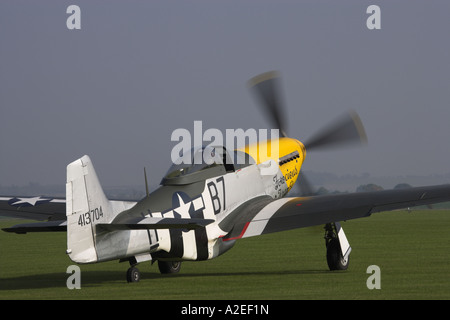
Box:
(0, 196, 66, 221)
(0, 196, 67, 234)
(221, 184, 450, 241)
(0, 196, 139, 234)
(96, 217, 215, 232)
(2, 220, 67, 234)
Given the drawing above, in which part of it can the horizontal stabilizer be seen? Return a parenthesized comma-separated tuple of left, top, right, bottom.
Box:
(2, 220, 67, 234)
(96, 217, 215, 232)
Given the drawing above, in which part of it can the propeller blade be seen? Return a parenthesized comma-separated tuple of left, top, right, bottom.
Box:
(248, 71, 287, 137)
(303, 110, 367, 151)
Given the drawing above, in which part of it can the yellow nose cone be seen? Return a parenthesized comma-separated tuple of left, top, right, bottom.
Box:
(241, 137, 305, 191)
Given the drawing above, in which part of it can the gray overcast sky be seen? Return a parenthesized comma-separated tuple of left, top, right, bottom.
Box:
(1, 1, 449, 189)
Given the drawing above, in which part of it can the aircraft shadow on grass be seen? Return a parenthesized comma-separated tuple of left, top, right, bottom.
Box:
(0, 269, 336, 290)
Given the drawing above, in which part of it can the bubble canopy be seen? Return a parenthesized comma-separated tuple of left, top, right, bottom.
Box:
(161, 146, 255, 186)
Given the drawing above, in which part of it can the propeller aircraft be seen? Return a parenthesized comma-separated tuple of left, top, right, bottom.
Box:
(2, 71, 450, 282)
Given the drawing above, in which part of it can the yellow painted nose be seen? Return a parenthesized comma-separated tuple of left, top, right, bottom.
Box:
(241, 137, 305, 191)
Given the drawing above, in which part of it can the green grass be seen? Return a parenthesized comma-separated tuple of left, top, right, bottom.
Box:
(1, 209, 449, 299)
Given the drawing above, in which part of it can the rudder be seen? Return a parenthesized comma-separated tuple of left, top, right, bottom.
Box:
(66, 155, 111, 264)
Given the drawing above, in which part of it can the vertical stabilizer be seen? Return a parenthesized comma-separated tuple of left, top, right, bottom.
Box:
(66, 155, 110, 263)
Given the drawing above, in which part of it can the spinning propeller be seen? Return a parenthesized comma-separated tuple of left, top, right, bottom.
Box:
(248, 71, 368, 196)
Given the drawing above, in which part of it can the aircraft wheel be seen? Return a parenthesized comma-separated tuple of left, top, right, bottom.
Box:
(126, 266, 141, 282)
(326, 239, 349, 271)
(158, 261, 182, 274)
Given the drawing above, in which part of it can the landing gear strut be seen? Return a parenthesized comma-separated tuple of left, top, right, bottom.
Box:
(324, 222, 350, 271)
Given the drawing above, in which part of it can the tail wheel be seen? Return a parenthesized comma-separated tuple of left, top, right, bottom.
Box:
(158, 261, 182, 274)
(326, 239, 349, 271)
(126, 266, 141, 283)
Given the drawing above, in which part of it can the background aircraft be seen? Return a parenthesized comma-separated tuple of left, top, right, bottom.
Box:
(1, 71, 450, 282)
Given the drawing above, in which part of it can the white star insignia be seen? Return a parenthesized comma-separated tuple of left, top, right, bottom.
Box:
(173, 194, 192, 218)
(10, 196, 51, 206)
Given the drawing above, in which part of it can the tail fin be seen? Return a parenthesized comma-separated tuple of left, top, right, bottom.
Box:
(66, 155, 113, 263)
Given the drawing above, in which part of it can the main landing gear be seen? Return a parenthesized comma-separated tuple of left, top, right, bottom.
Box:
(324, 222, 351, 271)
(126, 266, 141, 283)
(158, 260, 182, 274)
(126, 260, 182, 283)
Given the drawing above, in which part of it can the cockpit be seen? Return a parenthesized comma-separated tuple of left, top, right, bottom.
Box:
(161, 146, 255, 185)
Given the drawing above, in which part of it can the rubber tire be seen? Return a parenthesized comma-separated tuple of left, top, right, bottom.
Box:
(326, 239, 349, 271)
(126, 266, 140, 283)
(158, 261, 182, 274)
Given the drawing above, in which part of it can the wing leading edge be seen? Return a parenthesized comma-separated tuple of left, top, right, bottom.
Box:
(223, 184, 450, 240)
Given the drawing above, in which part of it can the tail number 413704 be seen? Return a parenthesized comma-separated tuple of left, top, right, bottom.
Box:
(78, 207, 104, 227)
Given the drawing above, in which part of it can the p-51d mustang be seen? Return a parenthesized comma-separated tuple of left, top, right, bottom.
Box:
(2, 71, 450, 282)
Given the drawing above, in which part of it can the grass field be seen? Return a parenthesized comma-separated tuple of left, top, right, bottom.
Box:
(1, 209, 449, 300)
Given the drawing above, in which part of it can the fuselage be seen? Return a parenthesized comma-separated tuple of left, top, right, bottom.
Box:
(94, 138, 306, 263)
